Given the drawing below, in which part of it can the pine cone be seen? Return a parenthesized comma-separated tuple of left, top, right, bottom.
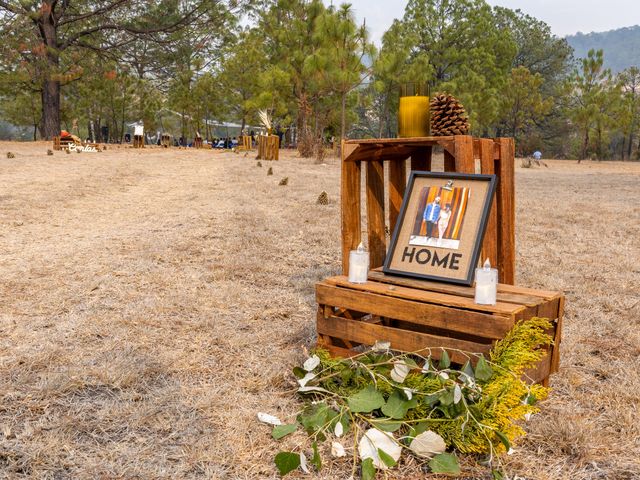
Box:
(430, 93, 470, 136)
(316, 191, 329, 205)
(257, 161, 262, 167)
(6, 152, 15, 158)
(279, 177, 289, 186)
(267, 167, 273, 175)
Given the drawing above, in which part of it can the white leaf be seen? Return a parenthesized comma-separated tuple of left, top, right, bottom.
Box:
(453, 384, 462, 404)
(257, 412, 282, 426)
(299, 452, 309, 473)
(421, 359, 432, 374)
(402, 388, 413, 400)
(507, 448, 515, 455)
(390, 361, 410, 383)
(372, 341, 391, 352)
(298, 386, 332, 394)
(298, 372, 316, 387)
(438, 372, 449, 380)
(524, 413, 532, 422)
(409, 430, 446, 458)
(358, 428, 402, 469)
(334, 421, 344, 437)
(331, 441, 346, 457)
(303, 355, 321, 372)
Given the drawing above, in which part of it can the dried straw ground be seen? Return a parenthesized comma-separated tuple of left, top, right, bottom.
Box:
(0, 142, 639, 480)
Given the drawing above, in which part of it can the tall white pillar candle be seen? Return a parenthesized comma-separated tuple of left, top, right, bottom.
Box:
(475, 259, 498, 305)
(348, 242, 369, 284)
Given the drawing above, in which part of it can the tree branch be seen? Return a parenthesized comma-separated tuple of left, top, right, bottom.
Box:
(58, 0, 129, 27)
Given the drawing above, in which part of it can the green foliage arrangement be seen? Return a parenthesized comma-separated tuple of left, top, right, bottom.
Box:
(258, 317, 553, 478)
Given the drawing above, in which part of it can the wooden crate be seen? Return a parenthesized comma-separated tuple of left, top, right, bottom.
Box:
(133, 135, 144, 148)
(316, 270, 563, 386)
(238, 135, 252, 151)
(341, 136, 515, 284)
(257, 135, 279, 160)
(52, 136, 74, 151)
(161, 134, 172, 148)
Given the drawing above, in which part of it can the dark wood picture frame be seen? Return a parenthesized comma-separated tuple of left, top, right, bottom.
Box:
(383, 171, 496, 285)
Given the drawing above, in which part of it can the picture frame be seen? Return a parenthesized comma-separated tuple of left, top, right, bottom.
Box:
(383, 171, 497, 285)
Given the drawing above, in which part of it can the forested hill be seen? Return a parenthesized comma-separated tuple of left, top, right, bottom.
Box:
(566, 25, 640, 72)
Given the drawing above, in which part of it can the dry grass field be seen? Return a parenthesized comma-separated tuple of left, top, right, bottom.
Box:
(0, 141, 639, 480)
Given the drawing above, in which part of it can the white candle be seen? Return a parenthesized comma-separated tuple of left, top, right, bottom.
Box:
(348, 242, 369, 284)
(475, 259, 498, 305)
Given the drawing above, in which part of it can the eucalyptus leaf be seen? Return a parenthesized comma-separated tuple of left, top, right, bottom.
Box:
(361, 458, 376, 480)
(374, 419, 404, 432)
(381, 390, 417, 419)
(292, 366, 306, 379)
(409, 430, 447, 458)
(429, 452, 461, 475)
(475, 355, 494, 382)
(453, 384, 462, 404)
(331, 441, 346, 457)
(377, 448, 398, 468)
(257, 412, 282, 426)
(390, 361, 410, 383)
(495, 430, 511, 451)
(347, 386, 385, 413)
(274, 452, 300, 476)
(439, 350, 451, 369)
(358, 428, 402, 470)
(299, 452, 309, 473)
(272, 423, 297, 440)
(461, 360, 475, 381)
(311, 441, 322, 471)
(297, 372, 316, 387)
(303, 355, 321, 372)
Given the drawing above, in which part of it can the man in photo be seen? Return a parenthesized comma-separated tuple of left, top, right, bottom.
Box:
(423, 196, 441, 238)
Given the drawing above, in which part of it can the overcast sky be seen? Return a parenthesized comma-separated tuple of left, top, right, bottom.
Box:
(332, 0, 640, 45)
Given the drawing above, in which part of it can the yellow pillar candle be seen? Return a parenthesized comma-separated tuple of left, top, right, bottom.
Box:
(398, 95, 430, 138)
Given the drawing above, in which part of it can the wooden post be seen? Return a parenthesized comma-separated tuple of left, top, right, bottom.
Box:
(453, 135, 474, 173)
(479, 138, 498, 268)
(497, 137, 516, 285)
(341, 141, 361, 275)
(366, 160, 386, 269)
(388, 159, 407, 235)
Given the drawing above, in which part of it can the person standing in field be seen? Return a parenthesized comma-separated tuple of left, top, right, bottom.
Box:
(423, 196, 441, 238)
(533, 150, 542, 161)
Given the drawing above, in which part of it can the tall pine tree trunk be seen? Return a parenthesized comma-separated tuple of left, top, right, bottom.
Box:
(39, 4, 61, 140)
(340, 91, 347, 141)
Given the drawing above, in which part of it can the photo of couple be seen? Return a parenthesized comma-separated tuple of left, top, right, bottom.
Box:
(408, 184, 470, 250)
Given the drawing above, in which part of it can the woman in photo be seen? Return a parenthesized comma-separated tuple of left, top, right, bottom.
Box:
(437, 204, 452, 245)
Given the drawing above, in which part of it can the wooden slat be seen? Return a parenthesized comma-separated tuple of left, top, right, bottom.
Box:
(317, 315, 491, 364)
(410, 146, 432, 171)
(366, 160, 386, 269)
(388, 159, 407, 235)
(497, 138, 516, 284)
(453, 135, 475, 173)
(550, 296, 565, 374)
(365, 271, 544, 307)
(345, 136, 453, 145)
(341, 143, 361, 275)
(321, 278, 521, 316)
(316, 283, 516, 338)
(347, 145, 413, 163)
(479, 138, 498, 268)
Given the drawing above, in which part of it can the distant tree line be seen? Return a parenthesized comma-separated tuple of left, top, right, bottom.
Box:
(0, 0, 638, 160)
